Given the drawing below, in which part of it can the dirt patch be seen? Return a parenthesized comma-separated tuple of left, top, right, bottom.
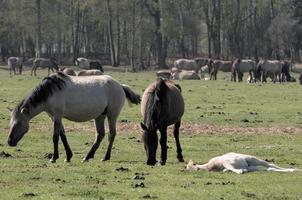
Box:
(0, 151, 12, 158)
(4, 122, 302, 135)
(115, 166, 129, 172)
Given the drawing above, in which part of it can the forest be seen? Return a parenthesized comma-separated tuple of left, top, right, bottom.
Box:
(0, 0, 301, 70)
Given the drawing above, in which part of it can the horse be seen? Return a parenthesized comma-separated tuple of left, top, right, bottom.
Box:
(186, 152, 297, 174)
(255, 60, 283, 83)
(8, 57, 23, 75)
(174, 58, 207, 73)
(59, 67, 76, 76)
(140, 78, 184, 165)
(194, 57, 213, 74)
(156, 70, 172, 80)
(75, 57, 104, 72)
(77, 69, 103, 76)
(31, 58, 59, 76)
(8, 72, 141, 163)
(231, 59, 256, 82)
(281, 61, 292, 82)
(210, 60, 233, 80)
(172, 70, 200, 80)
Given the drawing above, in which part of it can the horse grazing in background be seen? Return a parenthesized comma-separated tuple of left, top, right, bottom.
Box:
(210, 60, 233, 80)
(8, 72, 141, 163)
(174, 59, 199, 73)
(186, 152, 297, 174)
(231, 59, 256, 82)
(59, 67, 76, 76)
(75, 57, 104, 72)
(140, 78, 185, 165)
(8, 57, 23, 75)
(172, 70, 200, 80)
(77, 69, 103, 76)
(31, 58, 59, 76)
(255, 60, 283, 83)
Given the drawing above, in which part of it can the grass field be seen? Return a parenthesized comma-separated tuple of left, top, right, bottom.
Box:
(1, 67, 302, 199)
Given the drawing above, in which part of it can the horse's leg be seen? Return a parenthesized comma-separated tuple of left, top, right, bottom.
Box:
(19, 65, 22, 75)
(159, 126, 168, 165)
(83, 114, 106, 162)
(102, 116, 117, 161)
(49, 117, 61, 163)
(58, 123, 73, 162)
(249, 71, 253, 83)
(174, 121, 184, 162)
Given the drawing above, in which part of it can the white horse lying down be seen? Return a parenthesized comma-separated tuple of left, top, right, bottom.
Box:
(186, 152, 297, 174)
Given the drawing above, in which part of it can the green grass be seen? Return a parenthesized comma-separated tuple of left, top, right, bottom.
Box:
(1, 67, 302, 199)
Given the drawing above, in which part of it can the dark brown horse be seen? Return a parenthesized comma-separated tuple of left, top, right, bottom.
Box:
(140, 78, 184, 165)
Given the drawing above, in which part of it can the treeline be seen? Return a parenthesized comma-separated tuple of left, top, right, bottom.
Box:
(0, 0, 301, 69)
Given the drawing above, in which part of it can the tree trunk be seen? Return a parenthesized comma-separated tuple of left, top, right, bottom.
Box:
(130, 1, 136, 71)
(36, 0, 42, 57)
(143, 0, 167, 69)
(106, 0, 117, 66)
(73, 2, 80, 62)
(57, 2, 62, 64)
(115, 4, 120, 66)
(212, 0, 221, 58)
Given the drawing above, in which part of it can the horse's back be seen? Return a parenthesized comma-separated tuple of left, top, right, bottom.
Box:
(50, 75, 125, 122)
(141, 80, 184, 125)
(263, 60, 282, 72)
(174, 59, 198, 71)
(234, 59, 255, 72)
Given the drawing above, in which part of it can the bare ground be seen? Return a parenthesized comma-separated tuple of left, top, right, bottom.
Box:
(4, 122, 301, 135)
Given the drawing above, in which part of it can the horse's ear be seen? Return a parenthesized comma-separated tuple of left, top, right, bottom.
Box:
(140, 122, 148, 132)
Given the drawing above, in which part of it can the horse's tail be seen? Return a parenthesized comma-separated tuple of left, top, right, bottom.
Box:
(122, 84, 141, 105)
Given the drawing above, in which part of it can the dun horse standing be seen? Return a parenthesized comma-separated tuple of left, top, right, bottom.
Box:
(31, 58, 59, 76)
(140, 78, 184, 165)
(8, 72, 141, 163)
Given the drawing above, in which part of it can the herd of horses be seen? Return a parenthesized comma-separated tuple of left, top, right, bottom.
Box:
(158, 57, 297, 84)
(5, 56, 299, 173)
(7, 57, 103, 76)
(7, 68, 184, 166)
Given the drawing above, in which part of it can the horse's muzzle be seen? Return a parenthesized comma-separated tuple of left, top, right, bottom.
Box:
(7, 138, 17, 147)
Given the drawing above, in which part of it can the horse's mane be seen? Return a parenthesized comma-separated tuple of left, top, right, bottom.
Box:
(20, 72, 68, 110)
(145, 78, 168, 130)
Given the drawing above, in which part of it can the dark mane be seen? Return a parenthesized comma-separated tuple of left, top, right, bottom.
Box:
(145, 78, 168, 130)
(20, 72, 68, 110)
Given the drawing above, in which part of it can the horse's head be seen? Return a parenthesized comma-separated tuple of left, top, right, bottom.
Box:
(140, 123, 158, 165)
(8, 107, 30, 146)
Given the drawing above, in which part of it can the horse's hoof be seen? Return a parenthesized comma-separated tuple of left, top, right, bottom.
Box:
(82, 158, 89, 163)
(64, 159, 71, 163)
(177, 157, 185, 163)
(160, 161, 166, 166)
(101, 158, 109, 162)
(49, 159, 56, 163)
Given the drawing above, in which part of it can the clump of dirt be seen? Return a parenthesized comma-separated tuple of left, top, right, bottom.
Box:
(132, 172, 145, 180)
(115, 166, 129, 172)
(241, 191, 256, 198)
(0, 151, 12, 158)
(142, 194, 157, 199)
(43, 153, 52, 159)
(241, 119, 249, 123)
(132, 181, 145, 188)
(21, 192, 37, 197)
